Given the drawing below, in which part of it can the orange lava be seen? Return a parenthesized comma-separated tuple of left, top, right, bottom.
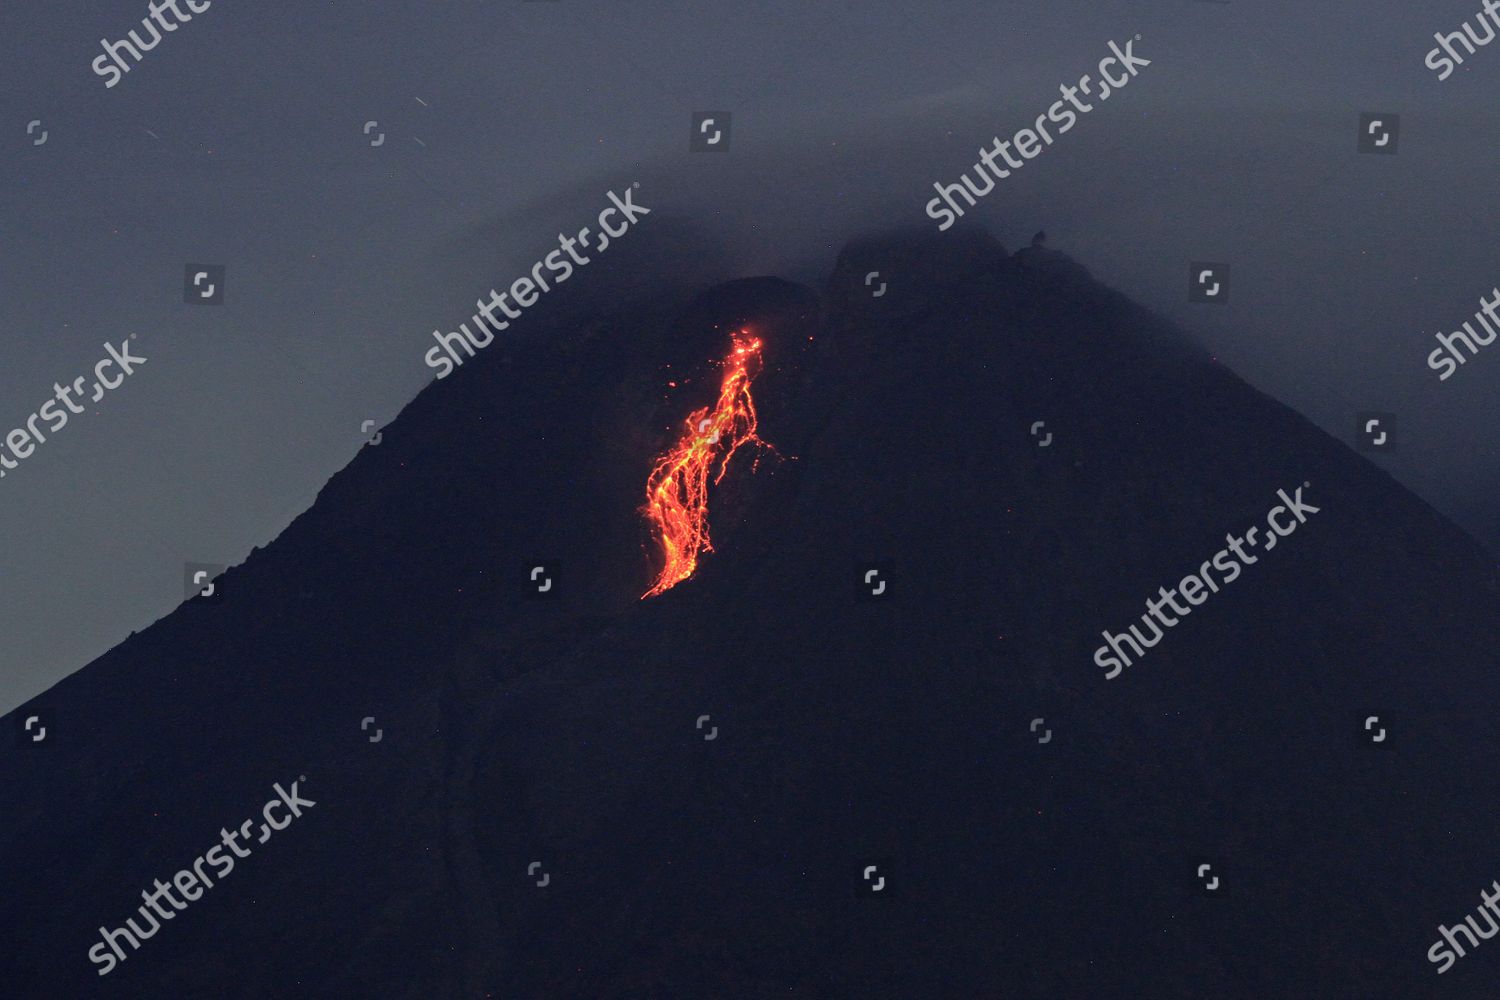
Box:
(641, 330, 770, 598)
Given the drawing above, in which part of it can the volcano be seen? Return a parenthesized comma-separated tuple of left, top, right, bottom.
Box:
(5, 227, 1500, 998)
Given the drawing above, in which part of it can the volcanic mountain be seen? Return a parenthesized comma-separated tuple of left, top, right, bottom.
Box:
(5, 227, 1500, 999)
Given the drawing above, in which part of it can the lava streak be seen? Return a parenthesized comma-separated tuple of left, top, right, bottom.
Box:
(641, 330, 771, 598)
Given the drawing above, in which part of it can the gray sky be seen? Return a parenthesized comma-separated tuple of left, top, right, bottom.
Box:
(1, 0, 1497, 713)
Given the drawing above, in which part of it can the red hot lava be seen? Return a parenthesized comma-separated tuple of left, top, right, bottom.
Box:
(641, 330, 772, 598)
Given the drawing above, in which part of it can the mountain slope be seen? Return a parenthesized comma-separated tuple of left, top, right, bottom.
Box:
(4, 227, 1499, 999)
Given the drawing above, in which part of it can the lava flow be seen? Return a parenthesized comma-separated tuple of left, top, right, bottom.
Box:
(641, 330, 772, 599)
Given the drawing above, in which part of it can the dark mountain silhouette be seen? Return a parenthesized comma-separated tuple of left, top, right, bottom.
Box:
(5, 226, 1500, 999)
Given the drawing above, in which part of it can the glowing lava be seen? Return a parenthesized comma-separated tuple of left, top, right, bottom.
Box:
(641, 330, 771, 598)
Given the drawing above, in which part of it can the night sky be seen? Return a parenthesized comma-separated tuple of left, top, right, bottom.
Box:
(2, 0, 1497, 712)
